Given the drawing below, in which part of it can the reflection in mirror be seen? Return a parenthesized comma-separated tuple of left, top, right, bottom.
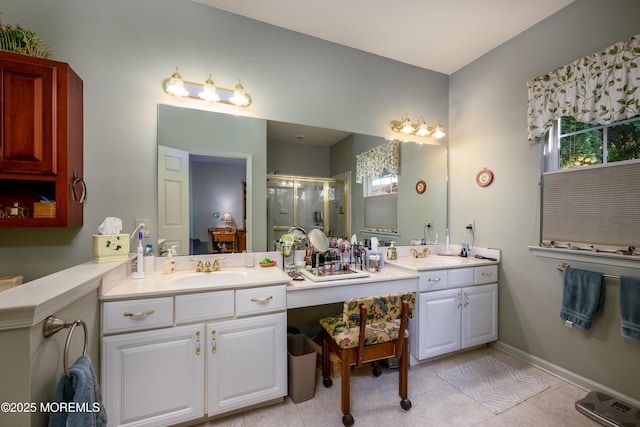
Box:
(157, 104, 447, 255)
(267, 174, 349, 250)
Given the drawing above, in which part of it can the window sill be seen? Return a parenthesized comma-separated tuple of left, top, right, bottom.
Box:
(527, 245, 640, 269)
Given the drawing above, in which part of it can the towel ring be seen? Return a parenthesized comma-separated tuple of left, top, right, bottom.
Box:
(43, 316, 88, 378)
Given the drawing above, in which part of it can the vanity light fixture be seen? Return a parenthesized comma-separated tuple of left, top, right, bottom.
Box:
(162, 67, 252, 107)
(390, 113, 445, 139)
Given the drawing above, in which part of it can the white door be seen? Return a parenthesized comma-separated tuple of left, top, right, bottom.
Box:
(418, 288, 462, 359)
(102, 325, 205, 427)
(207, 312, 286, 416)
(462, 283, 498, 348)
(158, 145, 189, 255)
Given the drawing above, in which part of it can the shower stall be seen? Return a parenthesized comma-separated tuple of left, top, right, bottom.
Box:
(266, 174, 349, 250)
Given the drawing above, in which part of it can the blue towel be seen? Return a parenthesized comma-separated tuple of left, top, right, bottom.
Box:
(560, 267, 604, 330)
(48, 355, 107, 427)
(620, 275, 640, 342)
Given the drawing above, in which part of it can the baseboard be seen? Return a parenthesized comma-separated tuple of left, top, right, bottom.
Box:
(491, 341, 640, 409)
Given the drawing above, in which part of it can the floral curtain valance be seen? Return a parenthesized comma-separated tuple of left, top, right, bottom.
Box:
(355, 140, 400, 183)
(527, 34, 640, 143)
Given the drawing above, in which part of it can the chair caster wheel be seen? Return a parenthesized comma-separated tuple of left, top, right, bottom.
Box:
(372, 366, 382, 377)
(342, 413, 354, 426)
(401, 398, 412, 410)
(323, 377, 333, 388)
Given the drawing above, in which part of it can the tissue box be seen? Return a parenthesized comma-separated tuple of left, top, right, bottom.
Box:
(92, 234, 130, 263)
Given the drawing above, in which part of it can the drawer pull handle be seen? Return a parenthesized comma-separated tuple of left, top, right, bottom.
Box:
(427, 277, 442, 282)
(481, 271, 493, 276)
(250, 296, 273, 304)
(123, 309, 155, 319)
(211, 330, 217, 354)
(195, 331, 201, 356)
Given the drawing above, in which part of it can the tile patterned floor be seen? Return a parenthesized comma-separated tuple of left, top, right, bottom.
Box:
(193, 346, 599, 427)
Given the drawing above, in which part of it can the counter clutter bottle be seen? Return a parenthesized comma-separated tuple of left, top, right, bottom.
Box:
(164, 245, 176, 274)
(387, 241, 397, 260)
(144, 244, 155, 275)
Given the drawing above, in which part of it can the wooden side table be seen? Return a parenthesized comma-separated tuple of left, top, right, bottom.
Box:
(209, 227, 237, 253)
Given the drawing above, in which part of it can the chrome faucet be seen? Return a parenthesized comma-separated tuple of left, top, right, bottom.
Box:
(410, 247, 430, 258)
(190, 258, 225, 272)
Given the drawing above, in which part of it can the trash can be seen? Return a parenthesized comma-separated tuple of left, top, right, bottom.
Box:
(287, 334, 317, 403)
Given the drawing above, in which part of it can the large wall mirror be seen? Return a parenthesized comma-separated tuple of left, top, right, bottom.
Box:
(157, 104, 447, 255)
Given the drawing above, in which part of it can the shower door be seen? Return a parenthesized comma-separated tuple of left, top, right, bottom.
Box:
(267, 174, 348, 249)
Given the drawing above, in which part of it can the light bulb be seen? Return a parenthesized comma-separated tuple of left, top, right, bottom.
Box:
(230, 80, 249, 106)
(166, 67, 188, 97)
(199, 73, 220, 102)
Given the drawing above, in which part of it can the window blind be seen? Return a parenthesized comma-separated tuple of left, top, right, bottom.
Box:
(364, 194, 397, 230)
(542, 160, 640, 247)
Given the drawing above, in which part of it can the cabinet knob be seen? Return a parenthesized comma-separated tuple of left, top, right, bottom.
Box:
(123, 309, 155, 319)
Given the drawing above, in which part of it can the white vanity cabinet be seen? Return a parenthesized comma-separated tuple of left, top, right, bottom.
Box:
(102, 323, 205, 427)
(411, 265, 498, 361)
(207, 312, 286, 415)
(101, 284, 287, 427)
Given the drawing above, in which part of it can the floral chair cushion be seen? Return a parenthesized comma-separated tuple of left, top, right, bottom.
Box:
(320, 292, 415, 349)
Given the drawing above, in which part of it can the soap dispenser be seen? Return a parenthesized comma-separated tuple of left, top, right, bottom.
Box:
(164, 245, 177, 274)
(387, 241, 397, 260)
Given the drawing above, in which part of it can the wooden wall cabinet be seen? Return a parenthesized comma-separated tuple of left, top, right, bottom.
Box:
(0, 51, 83, 227)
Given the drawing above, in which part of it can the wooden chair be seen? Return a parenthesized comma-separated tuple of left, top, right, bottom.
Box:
(319, 292, 415, 426)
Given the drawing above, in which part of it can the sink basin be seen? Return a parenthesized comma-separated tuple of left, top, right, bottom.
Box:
(170, 271, 249, 287)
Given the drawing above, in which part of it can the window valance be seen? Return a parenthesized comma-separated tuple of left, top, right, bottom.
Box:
(355, 140, 400, 184)
(527, 34, 640, 143)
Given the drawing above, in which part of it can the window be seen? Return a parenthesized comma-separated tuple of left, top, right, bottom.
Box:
(363, 173, 398, 233)
(545, 116, 640, 171)
(367, 173, 398, 196)
(541, 116, 640, 249)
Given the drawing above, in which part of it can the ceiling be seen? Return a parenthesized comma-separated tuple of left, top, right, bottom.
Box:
(267, 120, 352, 147)
(195, 0, 574, 75)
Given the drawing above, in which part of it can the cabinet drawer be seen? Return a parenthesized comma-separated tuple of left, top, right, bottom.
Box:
(236, 285, 286, 316)
(448, 268, 474, 288)
(176, 290, 235, 324)
(103, 297, 173, 334)
(418, 270, 448, 291)
(474, 265, 498, 284)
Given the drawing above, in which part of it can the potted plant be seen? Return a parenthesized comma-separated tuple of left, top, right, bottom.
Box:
(0, 17, 51, 59)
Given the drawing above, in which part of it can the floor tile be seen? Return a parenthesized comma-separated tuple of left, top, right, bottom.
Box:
(192, 346, 598, 427)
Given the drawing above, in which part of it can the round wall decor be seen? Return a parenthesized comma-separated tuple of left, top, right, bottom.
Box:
(476, 168, 494, 187)
(415, 180, 427, 194)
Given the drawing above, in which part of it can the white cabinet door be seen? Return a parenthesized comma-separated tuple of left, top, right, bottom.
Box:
(417, 288, 462, 359)
(207, 312, 286, 416)
(102, 325, 205, 427)
(462, 283, 498, 348)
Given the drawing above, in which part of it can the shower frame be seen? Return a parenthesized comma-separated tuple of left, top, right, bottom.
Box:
(267, 174, 349, 248)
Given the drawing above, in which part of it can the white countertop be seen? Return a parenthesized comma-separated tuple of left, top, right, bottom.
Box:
(384, 255, 498, 271)
(0, 260, 127, 330)
(286, 265, 416, 291)
(0, 248, 502, 330)
(101, 265, 293, 300)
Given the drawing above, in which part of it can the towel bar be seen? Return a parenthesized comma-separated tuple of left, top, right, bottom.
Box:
(43, 315, 88, 378)
(557, 263, 619, 280)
